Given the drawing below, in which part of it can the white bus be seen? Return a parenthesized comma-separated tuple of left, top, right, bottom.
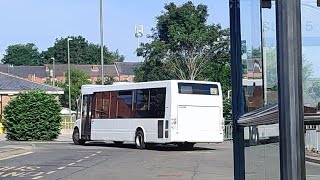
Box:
(72, 80, 224, 149)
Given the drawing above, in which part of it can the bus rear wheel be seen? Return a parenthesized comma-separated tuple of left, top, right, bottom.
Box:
(73, 128, 86, 145)
(177, 143, 195, 150)
(135, 130, 146, 149)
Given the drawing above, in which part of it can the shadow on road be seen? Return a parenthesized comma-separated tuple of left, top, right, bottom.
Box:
(81, 142, 217, 152)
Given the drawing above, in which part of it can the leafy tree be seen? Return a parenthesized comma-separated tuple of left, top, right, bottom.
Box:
(1, 43, 41, 65)
(266, 47, 314, 90)
(41, 35, 125, 65)
(61, 69, 91, 110)
(135, 1, 232, 119)
(137, 1, 230, 80)
(3, 90, 62, 141)
(96, 75, 115, 85)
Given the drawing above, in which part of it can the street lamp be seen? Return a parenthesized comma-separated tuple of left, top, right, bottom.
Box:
(100, 0, 104, 85)
(67, 38, 72, 116)
(51, 57, 55, 87)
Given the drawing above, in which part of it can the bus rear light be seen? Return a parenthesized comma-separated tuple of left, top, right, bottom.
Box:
(171, 118, 177, 129)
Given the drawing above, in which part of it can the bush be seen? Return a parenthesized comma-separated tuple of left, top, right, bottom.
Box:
(3, 90, 62, 141)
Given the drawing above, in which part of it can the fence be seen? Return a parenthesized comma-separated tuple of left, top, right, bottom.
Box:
(224, 124, 233, 140)
(61, 115, 76, 130)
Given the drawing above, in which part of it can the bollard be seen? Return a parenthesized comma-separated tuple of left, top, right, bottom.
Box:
(0, 123, 3, 134)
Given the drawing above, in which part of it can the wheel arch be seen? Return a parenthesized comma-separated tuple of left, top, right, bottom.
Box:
(135, 126, 146, 142)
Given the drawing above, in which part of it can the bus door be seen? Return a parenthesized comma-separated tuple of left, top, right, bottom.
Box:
(81, 95, 92, 140)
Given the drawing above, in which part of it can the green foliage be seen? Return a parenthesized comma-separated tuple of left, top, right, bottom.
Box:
(3, 90, 62, 141)
(137, 1, 230, 81)
(41, 36, 125, 65)
(96, 75, 115, 85)
(1, 43, 41, 65)
(135, 1, 232, 118)
(61, 69, 91, 110)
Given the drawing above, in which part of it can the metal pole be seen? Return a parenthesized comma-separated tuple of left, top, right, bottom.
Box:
(51, 57, 55, 87)
(68, 39, 72, 115)
(275, 0, 306, 179)
(100, 0, 104, 85)
(229, 0, 245, 179)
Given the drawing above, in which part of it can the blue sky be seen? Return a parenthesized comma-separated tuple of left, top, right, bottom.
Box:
(0, 0, 229, 62)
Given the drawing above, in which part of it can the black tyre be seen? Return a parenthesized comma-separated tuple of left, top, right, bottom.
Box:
(73, 128, 86, 145)
(113, 141, 124, 145)
(178, 143, 195, 150)
(135, 130, 146, 149)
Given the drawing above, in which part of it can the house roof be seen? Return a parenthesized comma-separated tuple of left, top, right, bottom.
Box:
(44, 64, 118, 77)
(115, 62, 141, 75)
(0, 72, 63, 94)
(0, 65, 47, 78)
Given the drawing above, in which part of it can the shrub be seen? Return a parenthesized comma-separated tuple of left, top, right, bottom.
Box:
(3, 90, 62, 141)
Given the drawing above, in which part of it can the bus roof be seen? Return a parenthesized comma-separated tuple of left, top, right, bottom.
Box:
(81, 80, 220, 95)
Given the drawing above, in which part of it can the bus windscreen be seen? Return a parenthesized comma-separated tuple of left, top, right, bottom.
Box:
(178, 83, 219, 95)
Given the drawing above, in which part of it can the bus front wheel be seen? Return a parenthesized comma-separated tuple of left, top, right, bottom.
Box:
(73, 128, 86, 145)
(135, 130, 146, 149)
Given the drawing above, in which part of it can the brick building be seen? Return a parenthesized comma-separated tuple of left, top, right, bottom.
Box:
(0, 72, 63, 121)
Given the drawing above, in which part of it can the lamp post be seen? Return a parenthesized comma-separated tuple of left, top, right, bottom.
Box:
(51, 57, 55, 86)
(100, 0, 104, 85)
(67, 38, 72, 115)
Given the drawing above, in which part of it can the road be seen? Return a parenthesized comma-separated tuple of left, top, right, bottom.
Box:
(0, 141, 234, 180)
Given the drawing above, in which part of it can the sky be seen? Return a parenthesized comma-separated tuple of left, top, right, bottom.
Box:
(0, 0, 229, 62)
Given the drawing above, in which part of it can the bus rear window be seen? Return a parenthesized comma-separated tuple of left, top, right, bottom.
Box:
(178, 83, 219, 95)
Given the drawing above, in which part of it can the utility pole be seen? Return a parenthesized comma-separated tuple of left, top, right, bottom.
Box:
(100, 0, 104, 85)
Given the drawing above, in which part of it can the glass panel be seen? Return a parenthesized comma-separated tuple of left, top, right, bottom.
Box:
(149, 88, 166, 118)
(178, 83, 220, 95)
(117, 91, 133, 118)
(240, 0, 280, 179)
(240, 0, 264, 113)
(302, 1, 320, 179)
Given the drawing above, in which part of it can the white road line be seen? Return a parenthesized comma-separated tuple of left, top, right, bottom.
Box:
(68, 163, 75, 166)
(84, 156, 90, 159)
(76, 159, 83, 162)
(46, 171, 56, 175)
(90, 154, 96, 157)
(32, 176, 43, 179)
(32, 172, 44, 176)
(57, 167, 65, 170)
(97, 151, 101, 154)
(0, 152, 33, 161)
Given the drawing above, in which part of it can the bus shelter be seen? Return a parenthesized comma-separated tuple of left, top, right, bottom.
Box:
(230, 0, 320, 179)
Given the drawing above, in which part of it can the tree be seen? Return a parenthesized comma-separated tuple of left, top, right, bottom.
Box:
(1, 43, 41, 65)
(96, 75, 115, 85)
(266, 47, 314, 90)
(61, 69, 91, 110)
(3, 90, 62, 141)
(135, 1, 232, 119)
(137, 1, 230, 80)
(41, 35, 125, 65)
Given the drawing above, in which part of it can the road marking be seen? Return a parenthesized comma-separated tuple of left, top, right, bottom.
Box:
(84, 156, 90, 159)
(76, 159, 83, 162)
(68, 163, 75, 166)
(32, 172, 44, 176)
(0, 152, 33, 161)
(90, 154, 96, 157)
(46, 171, 55, 175)
(97, 151, 101, 154)
(32, 176, 43, 179)
(57, 167, 65, 170)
